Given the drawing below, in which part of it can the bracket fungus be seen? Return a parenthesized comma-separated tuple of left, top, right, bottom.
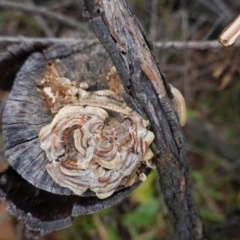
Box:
(38, 66, 155, 199)
(170, 85, 187, 127)
(37, 63, 186, 199)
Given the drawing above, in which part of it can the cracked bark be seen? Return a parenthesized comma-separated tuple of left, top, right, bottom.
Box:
(81, 0, 204, 239)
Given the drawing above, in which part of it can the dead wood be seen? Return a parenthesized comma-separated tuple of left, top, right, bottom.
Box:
(81, 0, 203, 239)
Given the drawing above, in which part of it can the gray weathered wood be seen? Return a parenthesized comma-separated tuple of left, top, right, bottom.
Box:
(2, 43, 104, 195)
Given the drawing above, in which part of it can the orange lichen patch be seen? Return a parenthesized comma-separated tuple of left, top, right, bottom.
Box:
(140, 63, 157, 82)
(140, 65, 187, 127)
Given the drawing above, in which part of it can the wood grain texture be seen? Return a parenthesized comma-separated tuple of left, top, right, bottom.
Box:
(2, 51, 67, 194)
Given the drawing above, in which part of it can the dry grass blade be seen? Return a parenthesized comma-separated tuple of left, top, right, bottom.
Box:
(218, 53, 238, 90)
(0, 0, 86, 31)
(212, 49, 233, 79)
(25, 0, 54, 37)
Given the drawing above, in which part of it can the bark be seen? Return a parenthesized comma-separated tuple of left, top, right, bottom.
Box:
(81, 0, 203, 239)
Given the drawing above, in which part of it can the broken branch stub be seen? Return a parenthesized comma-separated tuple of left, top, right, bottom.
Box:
(219, 14, 240, 47)
(2, 41, 154, 198)
(82, 0, 203, 239)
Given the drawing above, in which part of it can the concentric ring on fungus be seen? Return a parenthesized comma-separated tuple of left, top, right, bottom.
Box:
(38, 66, 155, 199)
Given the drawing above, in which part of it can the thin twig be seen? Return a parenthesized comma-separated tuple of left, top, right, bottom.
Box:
(189, 14, 208, 36)
(197, 0, 222, 18)
(202, 15, 225, 41)
(0, 36, 98, 44)
(154, 40, 240, 49)
(0, 1, 86, 31)
(212, 0, 233, 20)
(25, 0, 55, 37)
(1, 36, 240, 49)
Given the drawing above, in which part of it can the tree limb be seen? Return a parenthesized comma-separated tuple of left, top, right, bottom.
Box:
(80, 0, 203, 239)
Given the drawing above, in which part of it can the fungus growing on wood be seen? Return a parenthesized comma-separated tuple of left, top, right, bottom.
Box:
(170, 85, 187, 127)
(37, 62, 186, 199)
(0, 41, 186, 233)
(38, 70, 155, 199)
